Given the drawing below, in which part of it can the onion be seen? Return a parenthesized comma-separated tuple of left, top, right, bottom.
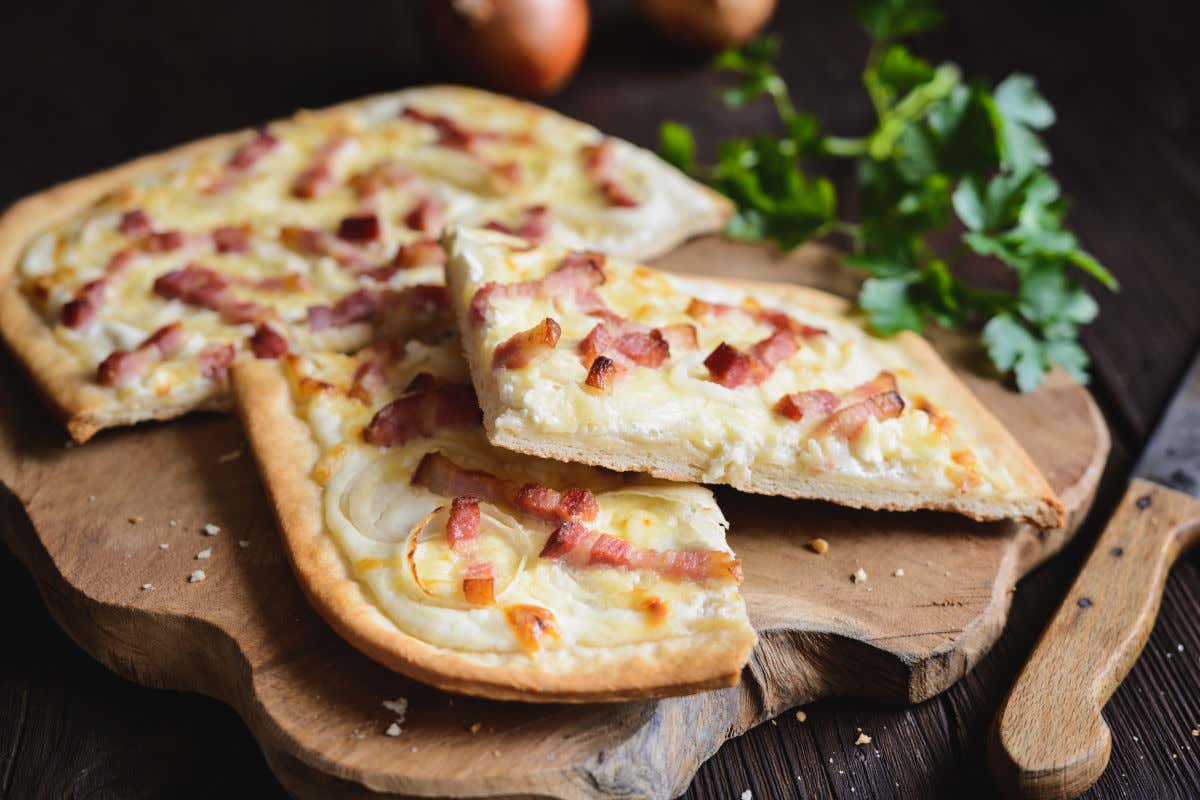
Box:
(425, 0, 590, 97)
(639, 0, 777, 50)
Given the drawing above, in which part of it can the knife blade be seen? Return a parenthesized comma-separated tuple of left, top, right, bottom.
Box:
(991, 346, 1200, 800)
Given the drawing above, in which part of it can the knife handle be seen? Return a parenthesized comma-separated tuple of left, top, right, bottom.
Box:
(990, 478, 1200, 799)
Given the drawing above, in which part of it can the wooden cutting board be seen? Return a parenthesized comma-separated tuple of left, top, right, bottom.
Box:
(0, 238, 1108, 800)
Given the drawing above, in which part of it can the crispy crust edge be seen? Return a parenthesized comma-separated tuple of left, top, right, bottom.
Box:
(231, 358, 756, 702)
(444, 245, 1064, 528)
(0, 84, 730, 443)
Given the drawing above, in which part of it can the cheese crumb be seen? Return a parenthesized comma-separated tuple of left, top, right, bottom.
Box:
(795, 710, 807, 722)
(169, 520, 178, 527)
(893, 568, 905, 577)
(87, 495, 96, 502)
(741, 791, 752, 800)
(203, 523, 221, 536)
(808, 538, 829, 555)
(141, 583, 153, 590)
(385, 723, 401, 737)
(188, 570, 206, 583)
(128, 516, 143, 525)
(855, 733, 872, 745)
(468, 722, 483, 734)
(217, 449, 243, 464)
(852, 567, 868, 583)
(381, 698, 408, 719)
(238, 539, 251, 548)
(196, 548, 212, 560)
(159, 543, 170, 550)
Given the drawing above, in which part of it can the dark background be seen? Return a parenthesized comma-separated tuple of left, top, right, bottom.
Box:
(3, 1, 1200, 797)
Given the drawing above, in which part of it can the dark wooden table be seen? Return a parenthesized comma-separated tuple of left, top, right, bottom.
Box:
(3, 1, 1199, 797)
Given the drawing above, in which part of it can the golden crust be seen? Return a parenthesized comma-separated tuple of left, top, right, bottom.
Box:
(231, 358, 756, 703)
(444, 244, 1064, 528)
(0, 85, 731, 443)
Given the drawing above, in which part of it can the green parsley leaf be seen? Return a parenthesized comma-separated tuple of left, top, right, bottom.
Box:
(857, 0, 944, 40)
(659, 121, 697, 174)
(861, 276, 924, 333)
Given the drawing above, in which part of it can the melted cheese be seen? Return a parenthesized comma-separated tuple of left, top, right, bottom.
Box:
(449, 228, 1024, 504)
(285, 339, 748, 656)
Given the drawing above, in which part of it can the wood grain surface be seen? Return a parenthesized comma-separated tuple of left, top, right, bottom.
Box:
(2, 1, 1199, 798)
(0, 237, 1107, 799)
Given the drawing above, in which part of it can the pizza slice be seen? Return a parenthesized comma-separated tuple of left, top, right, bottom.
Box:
(444, 227, 1064, 527)
(232, 335, 755, 701)
(0, 85, 730, 442)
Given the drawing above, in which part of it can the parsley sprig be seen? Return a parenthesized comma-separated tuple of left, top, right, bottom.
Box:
(659, 0, 1116, 391)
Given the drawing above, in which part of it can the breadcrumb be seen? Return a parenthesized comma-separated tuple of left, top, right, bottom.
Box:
(196, 548, 212, 560)
(468, 722, 483, 734)
(238, 539, 251, 548)
(382, 698, 408, 719)
(852, 567, 868, 583)
(128, 516, 143, 525)
(141, 583, 153, 590)
(159, 543, 170, 550)
(217, 449, 243, 464)
(203, 523, 221, 536)
(187, 569, 206, 583)
(741, 791, 752, 800)
(808, 538, 829, 555)
(894, 568, 905, 577)
(855, 733, 872, 745)
(795, 710, 807, 722)
(385, 723, 401, 737)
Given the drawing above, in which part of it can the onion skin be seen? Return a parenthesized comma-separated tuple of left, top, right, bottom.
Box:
(639, 0, 777, 51)
(425, 0, 590, 97)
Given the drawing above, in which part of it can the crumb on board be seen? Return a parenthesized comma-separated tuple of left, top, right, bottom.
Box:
(741, 791, 752, 800)
(385, 723, 401, 737)
(238, 539, 251, 548)
(852, 567, 868, 583)
(141, 583, 153, 590)
(382, 698, 408, 719)
(493, 749, 502, 757)
(808, 538, 829, 555)
(203, 523, 221, 536)
(893, 568, 905, 577)
(169, 520, 178, 527)
(1191, 729, 1198, 737)
(128, 516, 143, 525)
(159, 543, 169, 550)
(796, 710, 807, 722)
(187, 569, 206, 583)
(217, 448, 243, 463)
(87, 495, 96, 502)
(196, 548, 212, 560)
(468, 722, 483, 734)
(855, 733, 872, 745)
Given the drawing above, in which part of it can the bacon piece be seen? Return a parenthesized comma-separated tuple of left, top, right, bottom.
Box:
(505, 604, 560, 651)
(584, 355, 624, 391)
(348, 161, 415, 199)
(96, 322, 185, 386)
(153, 263, 266, 324)
(581, 140, 639, 208)
(462, 561, 495, 606)
(248, 324, 288, 359)
(492, 317, 561, 370)
(401, 107, 492, 153)
(364, 384, 481, 447)
(404, 197, 445, 234)
(686, 298, 825, 338)
(410, 452, 598, 525)
(751, 329, 799, 367)
(291, 136, 351, 199)
(198, 342, 235, 381)
(61, 249, 139, 328)
(240, 273, 308, 293)
(484, 205, 552, 241)
(703, 342, 763, 389)
(540, 521, 742, 582)
(337, 212, 381, 243)
(346, 340, 407, 403)
(381, 283, 449, 318)
(211, 225, 251, 254)
(615, 329, 669, 367)
(774, 389, 838, 421)
(446, 496, 481, 554)
(208, 128, 279, 193)
(118, 209, 153, 237)
(814, 373, 906, 439)
(279, 225, 368, 269)
(141, 230, 186, 253)
(389, 238, 446, 271)
(659, 323, 698, 351)
(307, 288, 377, 331)
(469, 251, 606, 324)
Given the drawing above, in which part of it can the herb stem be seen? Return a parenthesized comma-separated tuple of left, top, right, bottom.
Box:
(822, 136, 870, 157)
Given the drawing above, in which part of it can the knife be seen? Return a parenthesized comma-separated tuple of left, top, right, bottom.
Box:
(990, 348, 1200, 799)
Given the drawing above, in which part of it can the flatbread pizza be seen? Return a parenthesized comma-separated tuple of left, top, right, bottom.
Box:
(444, 226, 1064, 527)
(0, 85, 730, 441)
(232, 334, 755, 702)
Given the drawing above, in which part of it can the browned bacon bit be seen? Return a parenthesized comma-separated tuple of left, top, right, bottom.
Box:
(96, 322, 185, 386)
(390, 238, 446, 270)
(484, 205, 553, 241)
(279, 225, 368, 269)
(248, 324, 288, 359)
(584, 355, 624, 391)
(61, 249, 139, 328)
(291, 136, 352, 199)
(404, 196, 445, 234)
(348, 161, 415, 199)
(404, 371, 439, 394)
(207, 128, 279, 194)
(243, 273, 308, 293)
(774, 389, 838, 421)
(364, 384, 481, 448)
(462, 561, 495, 606)
(818, 387, 905, 439)
(686, 298, 825, 338)
(581, 140, 639, 208)
(446, 496, 481, 554)
(401, 106, 492, 153)
(211, 225, 250, 254)
(539, 520, 742, 582)
(337, 212, 381, 243)
(514, 484, 599, 524)
(468, 251, 606, 325)
(492, 317, 561, 370)
(505, 604, 559, 651)
(198, 342, 236, 380)
(141, 230, 186, 253)
(154, 263, 265, 324)
(118, 209, 153, 237)
(659, 323, 698, 351)
(703, 342, 762, 389)
(751, 329, 799, 368)
(307, 288, 377, 332)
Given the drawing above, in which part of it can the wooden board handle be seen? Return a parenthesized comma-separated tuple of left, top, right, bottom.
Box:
(990, 478, 1200, 799)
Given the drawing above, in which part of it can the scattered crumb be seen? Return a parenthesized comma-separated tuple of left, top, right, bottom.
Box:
(381, 698, 408, 719)
(1191, 729, 1198, 737)
(770, 719, 777, 726)
(1178, 643, 1185, 653)
(795, 710, 807, 722)
(168, 520, 178, 527)
(893, 568, 905, 577)
(944, 570, 951, 577)
(808, 538, 829, 555)
(196, 548, 212, 560)
(238, 539, 251, 548)
(87, 495, 96, 502)
(740, 791, 752, 800)
(128, 515, 143, 525)
(140, 583, 153, 590)
(159, 543, 170, 550)
(203, 523, 221, 536)
(492, 749, 502, 758)
(468, 722, 483, 734)
(855, 733, 872, 745)
(410, 746, 418, 753)
(217, 448, 243, 464)
(350, 724, 369, 740)
(852, 567, 868, 584)
(385, 723, 401, 737)
(187, 569, 206, 583)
